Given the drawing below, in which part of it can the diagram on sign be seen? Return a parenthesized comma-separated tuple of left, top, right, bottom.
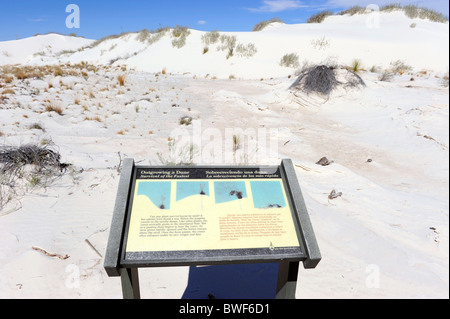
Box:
(250, 181, 286, 209)
(136, 181, 171, 210)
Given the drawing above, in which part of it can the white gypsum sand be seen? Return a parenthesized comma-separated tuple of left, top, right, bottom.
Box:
(0, 11, 448, 299)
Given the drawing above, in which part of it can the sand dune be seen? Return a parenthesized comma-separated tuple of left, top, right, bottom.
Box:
(0, 11, 448, 299)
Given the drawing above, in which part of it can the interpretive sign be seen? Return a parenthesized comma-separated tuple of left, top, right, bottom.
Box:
(104, 159, 321, 299)
(124, 166, 304, 265)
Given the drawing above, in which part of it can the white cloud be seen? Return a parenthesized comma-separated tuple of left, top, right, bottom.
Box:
(197, 20, 207, 25)
(248, 0, 308, 13)
(28, 18, 47, 22)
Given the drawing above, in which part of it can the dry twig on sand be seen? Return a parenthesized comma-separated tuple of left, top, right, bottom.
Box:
(32, 246, 70, 260)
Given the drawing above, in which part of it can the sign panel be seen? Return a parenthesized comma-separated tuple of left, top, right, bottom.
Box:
(121, 166, 304, 265)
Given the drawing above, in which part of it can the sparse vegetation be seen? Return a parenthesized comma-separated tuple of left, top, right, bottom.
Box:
(233, 135, 241, 153)
(137, 28, 169, 46)
(28, 123, 45, 131)
(156, 139, 198, 166)
(311, 36, 330, 50)
(290, 64, 365, 96)
(235, 43, 258, 58)
(381, 4, 448, 23)
(1, 89, 15, 95)
(390, 60, 412, 74)
(4, 75, 13, 84)
(0, 64, 95, 81)
(0, 143, 70, 210)
(202, 30, 220, 46)
(218, 35, 237, 59)
(202, 31, 220, 54)
(252, 17, 284, 31)
(308, 4, 448, 24)
(280, 53, 300, 68)
(137, 29, 151, 42)
(442, 72, 449, 87)
(379, 71, 394, 82)
(307, 11, 334, 23)
(118, 74, 126, 86)
(179, 116, 193, 126)
(45, 103, 63, 115)
(338, 6, 366, 16)
(171, 25, 191, 49)
(348, 59, 363, 72)
(379, 3, 402, 12)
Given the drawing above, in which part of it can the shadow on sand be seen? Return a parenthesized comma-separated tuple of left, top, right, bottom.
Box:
(181, 263, 279, 299)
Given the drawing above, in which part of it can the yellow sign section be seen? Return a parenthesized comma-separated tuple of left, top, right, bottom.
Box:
(125, 178, 300, 253)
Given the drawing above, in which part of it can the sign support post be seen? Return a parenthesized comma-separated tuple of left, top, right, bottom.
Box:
(121, 268, 140, 299)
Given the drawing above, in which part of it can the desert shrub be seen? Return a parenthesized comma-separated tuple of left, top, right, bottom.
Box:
(307, 11, 334, 23)
(57, 49, 77, 56)
(1, 89, 15, 95)
(235, 43, 257, 58)
(252, 17, 284, 31)
(3, 75, 13, 84)
(442, 72, 449, 87)
(310, 36, 330, 50)
(4, 66, 43, 80)
(280, 53, 300, 68)
(179, 116, 193, 126)
(233, 135, 241, 153)
(171, 26, 191, 49)
(147, 32, 166, 45)
(172, 36, 187, 48)
(172, 25, 189, 38)
(403, 5, 448, 23)
(390, 60, 412, 74)
(370, 65, 381, 73)
(141, 28, 170, 46)
(379, 71, 394, 82)
(338, 6, 366, 15)
(380, 3, 402, 12)
(44, 101, 63, 115)
(295, 65, 339, 95)
(118, 74, 126, 86)
(89, 32, 129, 48)
(0, 143, 70, 210)
(0, 65, 89, 81)
(379, 4, 448, 23)
(202, 30, 220, 46)
(156, 139, 198, 166)
(348, 59, 363, 72)
(137, 29, 150, 42)
(28, 123, 45, 131)
(53, 66, 64, 77)
(218, 35, 237, 59)
(291, 64, 365, 96)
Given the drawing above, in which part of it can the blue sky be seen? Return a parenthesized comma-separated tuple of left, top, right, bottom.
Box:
(0, 0, 448, 41)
